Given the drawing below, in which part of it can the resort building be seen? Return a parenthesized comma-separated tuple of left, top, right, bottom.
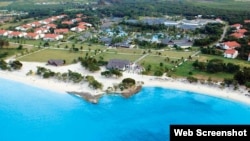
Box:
(106, 59, 130, 71)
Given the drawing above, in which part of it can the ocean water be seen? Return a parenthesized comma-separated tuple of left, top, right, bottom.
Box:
(1, 78, 250, 141)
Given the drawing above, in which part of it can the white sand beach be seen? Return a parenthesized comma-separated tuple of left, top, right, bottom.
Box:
(1, 61, 250, 105)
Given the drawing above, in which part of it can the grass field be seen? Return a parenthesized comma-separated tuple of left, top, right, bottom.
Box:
(57, 42, 105, 51)
(18, 49, 86, 64)
(172, 61, 233, 81)
(95, 52, 142, 62)
(198, 54, 250, 68)
(0, 48, 24, 59)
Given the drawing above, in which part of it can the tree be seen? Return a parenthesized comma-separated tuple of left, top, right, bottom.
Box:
(187, 76, 198, 83)
(0, 59, 8, 70)
(9, 60, 23, 70)
(154, 70, 163, 76)
(17, 44, 23, 50)
(122, 78, 136, 86)
(159, 62, 163, 67)
(44, 42, 49, 47)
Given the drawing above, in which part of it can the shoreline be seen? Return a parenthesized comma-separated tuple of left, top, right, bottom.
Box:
(0, 61, 250, 105)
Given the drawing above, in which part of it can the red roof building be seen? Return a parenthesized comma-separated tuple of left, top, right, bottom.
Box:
(0, 30, 7, 36)
(223, 41, 241, 49)
(26, 32, 39, 40)
(244, 20, 250, 24)
(44, 23, 57, 29)
(43, 34, 61, 41)
(31, 21, 41, 27)
(8, 31, 23, 38)
(54, 28, 69, 34)
(35, 28, 48, 34)
(224, 49, 238, 58)
(236, 29, 248, 34)
(231, 24, 242, 29)
(230, 33, 244, 39)
(76, 14, 83, 18)
(62, 21, 74, 25)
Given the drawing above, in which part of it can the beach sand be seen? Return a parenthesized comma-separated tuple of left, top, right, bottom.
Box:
(1, 61, 250, 105)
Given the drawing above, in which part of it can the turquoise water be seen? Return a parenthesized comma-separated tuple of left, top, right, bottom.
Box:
(1, 78, 250, 141)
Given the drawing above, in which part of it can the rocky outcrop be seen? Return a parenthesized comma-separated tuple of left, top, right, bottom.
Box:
(121, 85, 142, 98)
(67, 91, 103, 104)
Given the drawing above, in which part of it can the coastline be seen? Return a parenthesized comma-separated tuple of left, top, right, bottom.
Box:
(0, 61, 250, 105)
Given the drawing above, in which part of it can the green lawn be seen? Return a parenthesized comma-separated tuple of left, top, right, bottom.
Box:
(172, 61, 234, 81)
(95, 52, 142, 62)
(57, 42, 106, 50)
(0, 48, 25, 59)
(148, 50, 194, 59)
(198, 54, 250, 68)
(18, 49, 86, 64)
(139, 55, 177, 75)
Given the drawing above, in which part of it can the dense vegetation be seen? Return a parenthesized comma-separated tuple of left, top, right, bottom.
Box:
(0, 39, 9, 48)
(97, 0, 250, 24)
(119, 77, 136, 89)
(193, 59, 240, 73)
(193, 23, 224, 46)
(101, 69, 123, 78)
(0, 59, 22, 70)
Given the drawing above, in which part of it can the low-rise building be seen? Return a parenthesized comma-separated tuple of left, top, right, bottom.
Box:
(221, 41, 241, 50)
(106, 59, 130, 71)
(224, 49, 238, 58)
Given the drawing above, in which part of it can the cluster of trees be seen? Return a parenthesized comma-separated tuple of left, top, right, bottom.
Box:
(187, 76, 198, 83)
(142, 62, 169, 76)
(120, 21, 168, 32)
(0, 60, 8, 70)
(36, 66, 56, 78)
(134, 39, 166, 49)
(0, 39, 9, 48)
(85, 75, 103, 89)
(234, 67, 250, 87)
(35, 67, 103, 89)
(0, 60, 22, 70)
(0, 52, 9, 59)
(101, 69, 123, 78)
(79, 55, 107, 72)
(194, 23, 224, 46)
(80, 56, 101, 72)
(200, 46, 223, 55)
(97, 0, 250, 24)
(36, 67, 84, 83)
(193, 59, 240, 73)
(119, 78, 136, 89)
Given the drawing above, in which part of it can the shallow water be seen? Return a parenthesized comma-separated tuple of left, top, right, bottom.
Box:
(1, 78, 250, 141)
